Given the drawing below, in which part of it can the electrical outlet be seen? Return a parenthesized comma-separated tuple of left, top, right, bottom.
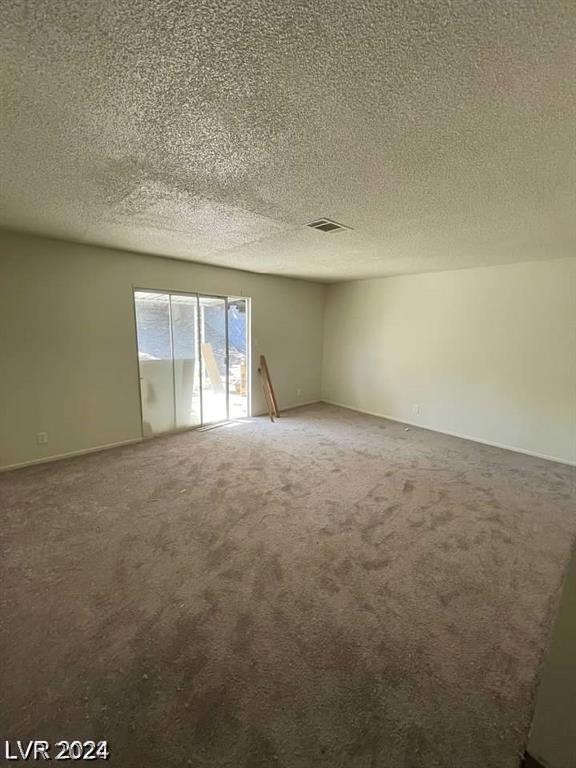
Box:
(36, 432, 48, 445)
(297, 388, 303, 397)
(413, 404, 421, 416)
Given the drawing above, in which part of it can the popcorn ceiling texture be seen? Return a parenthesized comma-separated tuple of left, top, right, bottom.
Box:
(0, 0, 574, 280)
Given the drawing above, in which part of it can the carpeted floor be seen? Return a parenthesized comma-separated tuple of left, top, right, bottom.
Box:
(1, 404, 575, 768)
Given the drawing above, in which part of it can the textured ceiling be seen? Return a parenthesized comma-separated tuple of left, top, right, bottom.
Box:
(1, 0, 574, 281)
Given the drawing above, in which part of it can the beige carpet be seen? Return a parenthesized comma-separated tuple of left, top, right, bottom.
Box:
(1, 404, 575, 767)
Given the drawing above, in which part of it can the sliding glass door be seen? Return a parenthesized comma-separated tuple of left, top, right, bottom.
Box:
(199, 296, 227, 424)
(134, 290, 249, 435)
(134, 292, 179, 436)
(228, 299, 249, 419)
(171, 294, 201, 430)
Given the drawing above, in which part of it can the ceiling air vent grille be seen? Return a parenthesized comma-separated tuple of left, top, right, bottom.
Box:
(306, 218, 352, 233)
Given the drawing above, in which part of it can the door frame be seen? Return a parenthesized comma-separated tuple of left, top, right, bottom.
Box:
(132, 286, 251, 438)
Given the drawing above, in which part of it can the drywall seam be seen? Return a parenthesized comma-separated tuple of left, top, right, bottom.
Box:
(322, 400, 576, 467)
(0, 438, 143, 473)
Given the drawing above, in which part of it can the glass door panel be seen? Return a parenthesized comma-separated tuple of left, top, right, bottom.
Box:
(135, 290, 250, 434)
(134, 291, 175, 436)
(228, 299, 248, 418)
(170, 294, 201, 429)
(199, 296, 228, 424)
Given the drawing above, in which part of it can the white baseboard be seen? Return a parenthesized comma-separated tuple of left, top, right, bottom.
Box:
(321, 400, 576, 467)
(252, 399, 321, 418)
(281, 399, 321, 412)
(4, 400, 570, 470)
(1, 403, 323, 470)
(0, 437, 143, 472)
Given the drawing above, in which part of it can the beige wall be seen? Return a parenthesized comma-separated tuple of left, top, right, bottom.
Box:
(322, 258, 576, 464)
(3, 231, 575, 469)
(0, 231, 325, 469)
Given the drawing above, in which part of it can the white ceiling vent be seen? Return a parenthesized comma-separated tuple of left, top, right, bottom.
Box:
(306, 218, 352, 233)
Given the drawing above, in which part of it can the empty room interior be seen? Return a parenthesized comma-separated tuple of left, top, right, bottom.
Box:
(1, 2, 575, 767)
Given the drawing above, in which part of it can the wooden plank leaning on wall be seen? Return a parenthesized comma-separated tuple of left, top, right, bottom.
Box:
(258, 355, 279, 422)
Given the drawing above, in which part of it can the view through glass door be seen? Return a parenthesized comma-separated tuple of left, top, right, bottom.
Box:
(134, 290, 249, 436)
